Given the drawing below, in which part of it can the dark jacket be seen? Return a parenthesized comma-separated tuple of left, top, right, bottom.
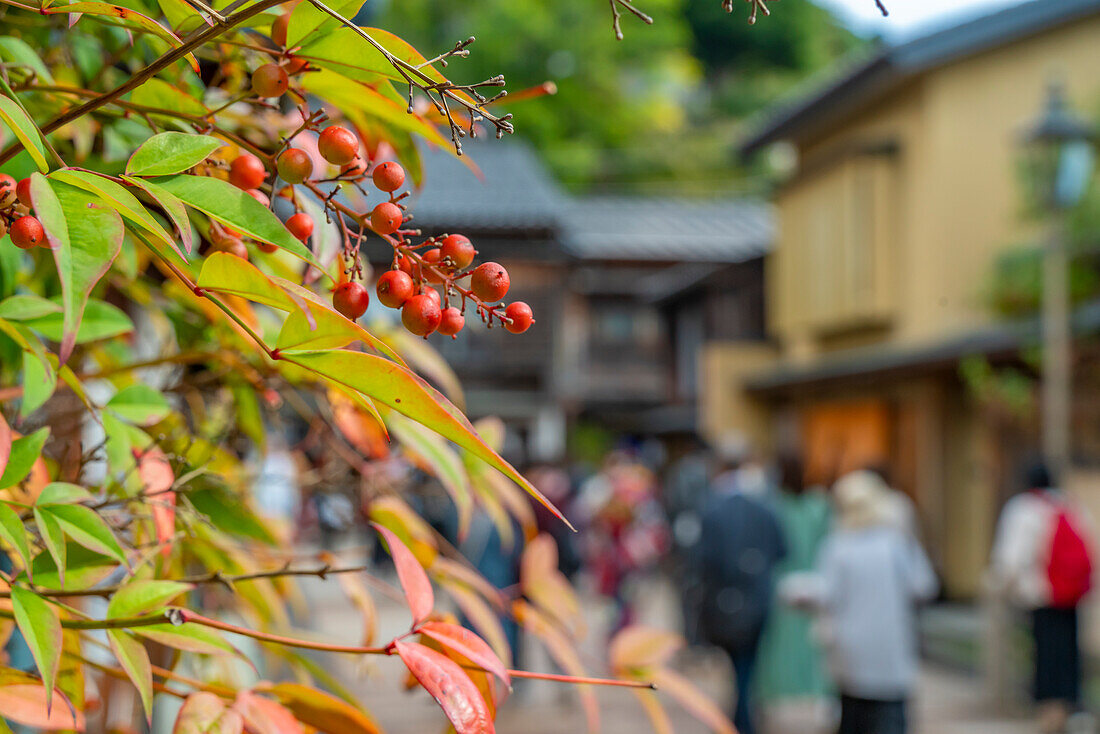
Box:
(697, 488, 788, 652)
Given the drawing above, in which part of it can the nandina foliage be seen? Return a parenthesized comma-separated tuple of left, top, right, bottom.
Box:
(0, 0, 736, 731)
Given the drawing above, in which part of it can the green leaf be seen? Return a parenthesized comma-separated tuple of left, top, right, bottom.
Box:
(300, 70, 450, 151)
(130, 77, 207, 119)
(106, 384, 171, 426)
(107, 579, 190, 618)
(32, 507, 65, 585)
(47, 2, 195, 70)
(0, 295, 62, 321)
(0, 36, 54, 84)
(286, 0, 364, 47)
(196, 251, 297, 311)
(20, 348, 55, 417)
(107, 629, 153, 721)
(44, 504, 127, 564)
(0, 95, 48, 173)
(21, 298, 133, 345)
(36, 482, 92, 506)
(0, 427, 48, 489)
(50, 169, 180, 257)
(284, 350, 569, 527)
(126, 132, 222, 177)
(10, 588, 62, 707)
(135, 622, 235, 655)
(21, 544, 116, 589)
(0, 502, 33, 581)
(298, 26, 444, 85)
(32, 176, 124, 363)
(121, 175, 194, 255)
(276, 299, 406, 365)
(152, 175, 323, 269)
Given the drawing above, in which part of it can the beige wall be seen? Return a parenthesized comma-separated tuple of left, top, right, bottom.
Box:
(699, 342, 777, 451)
(771, 15, 1100, 358)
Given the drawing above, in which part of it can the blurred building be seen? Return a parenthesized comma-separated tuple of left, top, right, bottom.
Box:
(725, 0, 1100, 598)
(392, 138, 772, 464)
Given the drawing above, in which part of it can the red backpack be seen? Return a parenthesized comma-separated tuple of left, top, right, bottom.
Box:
(1044, 496, 1094, 608)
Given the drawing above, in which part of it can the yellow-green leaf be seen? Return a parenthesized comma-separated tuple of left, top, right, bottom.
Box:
(0, 503, 33, 581)
(10, 588, 62, 708)
(107, 629, 153, 721)
(276, 300, 405, 366)
(0, 94, 48, 173)
(284, 349, 568, 527)
(196, 252, 297, 311)
(0, 427, 49, 489)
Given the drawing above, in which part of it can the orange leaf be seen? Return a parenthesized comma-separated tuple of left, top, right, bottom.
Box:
(257, 682, 381, 734)
(173, 691, 243, 733)
(634, 689, 674, 734)
(372, 523, 433, 628)
(0, 681, 84, 731)
(440, 580, 512, 667)
(137, 446, 175, 556)
(0, 411, 12, 478)
(651, 669, 736, 734)
(513, 600, 598, 733)
(234, 690, 304, 734)
(335, 571, 378, 646)
(609, 626, 684, 673)
(418, 621, 511, 688)
(393, 639, 495, 733)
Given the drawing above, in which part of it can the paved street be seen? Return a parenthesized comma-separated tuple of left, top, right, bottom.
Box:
(292, 556, 1036, 734)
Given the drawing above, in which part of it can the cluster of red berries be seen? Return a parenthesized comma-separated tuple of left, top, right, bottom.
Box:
(0, 174, 47, 250)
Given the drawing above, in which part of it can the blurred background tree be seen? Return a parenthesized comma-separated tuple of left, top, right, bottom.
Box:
(377, 0, 864, 191)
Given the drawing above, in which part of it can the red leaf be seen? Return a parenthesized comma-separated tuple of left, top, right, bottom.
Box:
(393, 640, 495, 734)
(0, 411, 12, 479)
(234, 690, 304, 734)
(418, 620, 511, 688)
(0, 682, 84, 731)
(371, 522, 433, 627)
(137, 447, 175, 556)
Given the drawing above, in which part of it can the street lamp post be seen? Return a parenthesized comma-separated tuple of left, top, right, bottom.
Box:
(1024, 82, 1095, 478)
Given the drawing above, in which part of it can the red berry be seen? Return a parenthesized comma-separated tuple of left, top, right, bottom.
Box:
(15, 178, 33, 208)
(421, 287, 442, 307)
(271, 12, 290, 46)
(276, 148, 313, 184)
(218, 236, 248, 259)
(252, 63, 289, 98)
(421, 247, 446, 283)
(286, 212, 313, 241)
(401, 294, 441, 337)
(397, 254, 420, 280)
(10, 216, 45, 250)
(376, 269, 415, 308)
(247, 189, 270, 207)
(283, 56, 309, 75)
(438, 307, 465, 337)
(318, 126, 359, 166)
(440, 234, 476, 270)
(505, 301, 534, 334)
(332, 281, 370, 319)
(0, 174, 16, 208)
(470, 262, 510, 302)
(370, 201, 402, 235)
(341, 157, 368, 178)
(371, 162, 405, 193)
(256, 241, 279, 254)
(229, 153, 266, 190)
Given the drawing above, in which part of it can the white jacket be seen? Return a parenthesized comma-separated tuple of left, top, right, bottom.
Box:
(989, 489, 1094, 609)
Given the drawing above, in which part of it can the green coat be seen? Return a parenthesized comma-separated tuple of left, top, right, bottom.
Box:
(754, 489, 833, 702)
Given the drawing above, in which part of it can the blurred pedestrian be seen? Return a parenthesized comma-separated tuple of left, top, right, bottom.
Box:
(989, 461, 1095, 734)
(817, 470, 937, 734)
(696, 444, 787, 734)
(755, 454, 833, 732)
(578, 453, 669, 636)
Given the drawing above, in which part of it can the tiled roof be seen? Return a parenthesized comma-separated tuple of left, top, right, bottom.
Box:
(406, 139, 774, 263)
(561, 195, 773, 263)
(406, 137, 568, 232)
(740, 0, 1100, 155)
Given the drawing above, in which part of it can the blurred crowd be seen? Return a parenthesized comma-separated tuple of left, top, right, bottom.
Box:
(252, 428, 1099, 734)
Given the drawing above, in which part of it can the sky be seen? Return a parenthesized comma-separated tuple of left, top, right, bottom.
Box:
(816, 0, 1028, 38)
